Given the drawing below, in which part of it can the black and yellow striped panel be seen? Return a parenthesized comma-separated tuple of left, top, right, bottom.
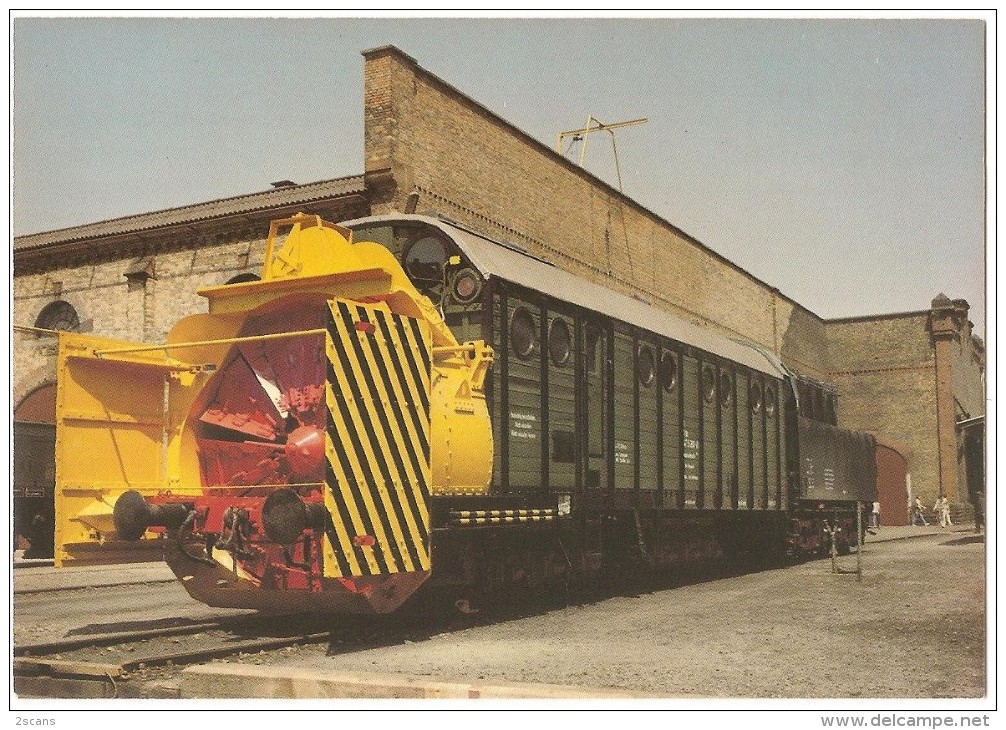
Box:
(322, 299, 432, 578)
(450, 509, 558, 526)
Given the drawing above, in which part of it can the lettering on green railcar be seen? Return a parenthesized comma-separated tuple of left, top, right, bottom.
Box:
(804, 457, 817, 491)
(614, 440, 632, 466)
(509, 410, 539, 440)
(683, 431, 700, 477)
(683, 428, 700, 506)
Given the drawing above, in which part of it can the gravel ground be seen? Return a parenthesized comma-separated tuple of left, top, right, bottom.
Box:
(212, 530, 987, 698)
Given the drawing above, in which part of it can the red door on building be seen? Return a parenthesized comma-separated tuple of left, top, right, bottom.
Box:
(875, 438, 910, 526)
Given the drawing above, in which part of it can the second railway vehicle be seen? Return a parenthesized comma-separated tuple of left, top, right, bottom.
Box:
(53, 212, 875, 613)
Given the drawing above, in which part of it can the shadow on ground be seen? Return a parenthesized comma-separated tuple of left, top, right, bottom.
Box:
(941, 535, 985, 547)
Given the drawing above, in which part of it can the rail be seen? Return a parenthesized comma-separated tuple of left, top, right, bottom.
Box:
(12, 610, 347, 698)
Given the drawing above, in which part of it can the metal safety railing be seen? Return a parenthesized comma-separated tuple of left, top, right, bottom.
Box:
(91, 328, 327, 358)
(13, 325, 61, 337)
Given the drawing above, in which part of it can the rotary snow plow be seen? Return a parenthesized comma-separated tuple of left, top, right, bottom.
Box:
(54, 213, 492, 613)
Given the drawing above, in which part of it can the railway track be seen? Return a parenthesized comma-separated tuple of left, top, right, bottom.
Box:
(13, 614, 342, 698)
(13, 594, 490, 699)
(13, 577, 604, 699)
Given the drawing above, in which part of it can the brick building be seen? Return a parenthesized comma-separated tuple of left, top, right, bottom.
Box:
(827, 298, 985, 519)
(13, 45, 984, 548)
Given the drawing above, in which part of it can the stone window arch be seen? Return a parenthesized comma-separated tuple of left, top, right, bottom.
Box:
(34, 300, 80, 332)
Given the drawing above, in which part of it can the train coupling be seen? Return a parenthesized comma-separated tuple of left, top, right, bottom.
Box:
(260, 488, 327, 544)
(112, 490, 195, 541)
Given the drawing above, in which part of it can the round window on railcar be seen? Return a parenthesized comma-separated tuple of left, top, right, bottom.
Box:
(403, 235, 450, 285)
(548, 318, 571, 367)
(764, 383, 777, 416)
(510, 307, 538, 360)
(659, 351, 678, 392)
(702, 367, 716, 403)
(750, 380, 763, 413)
(451, 267, 483, 304)
(719, 371, 733, 406)
(637, 345, 656, 387)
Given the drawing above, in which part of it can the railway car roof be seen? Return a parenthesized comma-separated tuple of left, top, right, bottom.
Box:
(345, 214, 787, 378)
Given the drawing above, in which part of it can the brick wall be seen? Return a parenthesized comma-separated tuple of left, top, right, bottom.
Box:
(361, 46, 830, 379)
(827, 312, 935, 372)
(826, 314, 938, 501)
(823, 307, 987, 509)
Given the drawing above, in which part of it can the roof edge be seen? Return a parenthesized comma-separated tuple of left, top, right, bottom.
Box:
(14, 174, 367, 251)
(825, 309, 931, 325)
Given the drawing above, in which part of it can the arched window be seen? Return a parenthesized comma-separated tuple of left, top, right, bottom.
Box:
(34, 301, 80, 332)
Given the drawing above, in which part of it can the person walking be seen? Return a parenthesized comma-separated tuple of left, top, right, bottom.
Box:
(913, 497, 929, 526)
(937, 495, 952, 528)
(871, 500, 881, 528)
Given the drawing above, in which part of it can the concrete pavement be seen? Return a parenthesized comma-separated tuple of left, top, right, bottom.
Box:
(12, 559, 175, 594)
(180, 664, 644, 699)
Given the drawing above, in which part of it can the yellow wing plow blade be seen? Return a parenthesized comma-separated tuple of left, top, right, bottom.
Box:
(54, 332, 210, 565)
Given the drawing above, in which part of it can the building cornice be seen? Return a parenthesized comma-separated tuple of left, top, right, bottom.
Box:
(14, 175, 367, 255)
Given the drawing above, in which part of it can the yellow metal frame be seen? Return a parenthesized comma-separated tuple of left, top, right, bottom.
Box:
(262, 213, 355, 280)
(54, 332, 207, 565)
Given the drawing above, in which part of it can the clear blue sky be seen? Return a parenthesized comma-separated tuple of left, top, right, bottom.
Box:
(11, 15, 988, 333)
